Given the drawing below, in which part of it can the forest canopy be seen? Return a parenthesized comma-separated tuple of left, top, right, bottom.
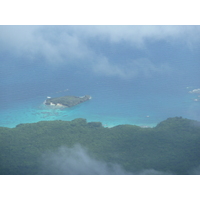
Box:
(0, 117, 200, 175)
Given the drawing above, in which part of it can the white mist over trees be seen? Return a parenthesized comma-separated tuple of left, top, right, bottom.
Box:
(38, 144, 131, 175)
(38, 144, 173, 175)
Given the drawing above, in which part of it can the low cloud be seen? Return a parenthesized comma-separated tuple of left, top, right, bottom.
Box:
(38, 144, 173, 175)
(0, 26, 92, 66)
(1, 26, 199, 79)
(92, 56, 171, 79)
(38, 144, 131, 175)
(71, 25, 200, 49)
(2, 25, 199, 57)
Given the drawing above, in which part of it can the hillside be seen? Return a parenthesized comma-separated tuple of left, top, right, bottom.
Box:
(0, 117, 200, 175)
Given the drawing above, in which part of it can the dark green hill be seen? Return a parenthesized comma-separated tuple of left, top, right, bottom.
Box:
(0, 117, 200, 175)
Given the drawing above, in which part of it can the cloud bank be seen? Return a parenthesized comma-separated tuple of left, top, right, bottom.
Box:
(1, 25, 200, 79)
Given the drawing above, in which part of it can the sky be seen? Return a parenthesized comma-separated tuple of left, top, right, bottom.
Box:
(0, 25, 200, 81)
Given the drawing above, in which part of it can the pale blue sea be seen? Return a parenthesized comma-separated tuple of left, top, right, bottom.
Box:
(1, 58, 200, 128)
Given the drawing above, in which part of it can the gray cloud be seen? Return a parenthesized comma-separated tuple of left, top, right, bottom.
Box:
(1, 26, 199, 78)
(92, 56, 171, 79)
(38, 144, 173, 175)
(70, 25, 200, 48)
(1, 26, 199, 56)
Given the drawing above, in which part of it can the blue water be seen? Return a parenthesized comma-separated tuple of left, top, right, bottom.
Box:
(1, 62, 200, 128)
(1, 38, 200, 129)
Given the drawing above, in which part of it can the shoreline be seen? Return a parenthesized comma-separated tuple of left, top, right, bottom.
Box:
(43, 100, 67, 108)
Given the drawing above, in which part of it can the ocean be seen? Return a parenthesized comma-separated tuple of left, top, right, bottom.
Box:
(1, 58, 200, 128)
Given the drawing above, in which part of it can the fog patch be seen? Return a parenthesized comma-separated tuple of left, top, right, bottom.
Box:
(38, 144, 174, 175)
(38, 144, 131, 175)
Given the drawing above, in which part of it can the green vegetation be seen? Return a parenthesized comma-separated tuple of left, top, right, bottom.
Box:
(45, 95, 91, 107)
(0, 117, 200, 175)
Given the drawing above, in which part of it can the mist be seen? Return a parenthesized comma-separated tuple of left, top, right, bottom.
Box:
(38, 144, 173, 175)
(38, 144, 131, 175)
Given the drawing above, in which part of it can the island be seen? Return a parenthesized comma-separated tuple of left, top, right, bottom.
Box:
(44, 95, 91, 108)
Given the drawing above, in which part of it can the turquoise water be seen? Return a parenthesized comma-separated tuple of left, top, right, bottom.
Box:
(0, 81, 199, 128)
